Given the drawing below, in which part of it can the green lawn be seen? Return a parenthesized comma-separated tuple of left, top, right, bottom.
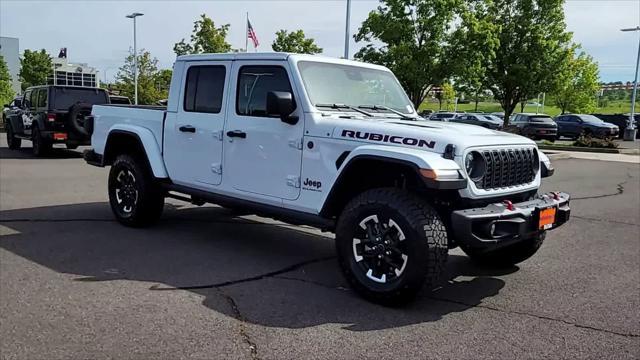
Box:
(418, 100, 638, 116)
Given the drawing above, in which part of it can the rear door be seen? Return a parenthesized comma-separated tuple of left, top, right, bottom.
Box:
(223, 61, 304, 201)
(164, 61, 230, 187)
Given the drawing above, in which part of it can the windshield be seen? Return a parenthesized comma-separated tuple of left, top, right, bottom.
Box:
(53, 88, 109, 109)
(482, 115, 502, 122)
(297, 61, 414, 115)
(578, 115, 603, 123)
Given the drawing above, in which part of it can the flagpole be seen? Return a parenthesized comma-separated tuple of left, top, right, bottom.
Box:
(245, 12, 249, 53)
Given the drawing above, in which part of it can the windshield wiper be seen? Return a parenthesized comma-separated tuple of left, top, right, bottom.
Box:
(358, 105, 417, 120)
(315, 103, 373, 117)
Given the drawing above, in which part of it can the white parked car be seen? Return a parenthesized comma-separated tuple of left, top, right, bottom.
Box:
(84, 53, 570, 305)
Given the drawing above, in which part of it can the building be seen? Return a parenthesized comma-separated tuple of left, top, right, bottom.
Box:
(0, 36, 22, 94)
(47, 48, 100, 87)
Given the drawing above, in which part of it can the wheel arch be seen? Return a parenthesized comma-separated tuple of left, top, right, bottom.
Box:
(103, 128, 168, 178)
(319, 146, 465, 218)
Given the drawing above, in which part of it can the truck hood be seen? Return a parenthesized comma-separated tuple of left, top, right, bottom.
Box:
(331, 118, 536, 156)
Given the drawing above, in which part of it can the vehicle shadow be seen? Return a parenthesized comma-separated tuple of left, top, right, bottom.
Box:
(0, 202, 515, 331)
(0, 144, 84, 159)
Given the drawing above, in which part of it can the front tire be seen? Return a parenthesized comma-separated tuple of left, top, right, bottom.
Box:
(335, 188, 448, 305)
(108, 154, 164, 227)
(461, 232, 546, 267)
(6, 123, 21, 150)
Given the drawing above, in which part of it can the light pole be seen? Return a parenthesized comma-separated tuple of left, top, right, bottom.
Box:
(344, 0, 351, 59)
(621, 26, 640, 140)
(126, 12, 144, 105)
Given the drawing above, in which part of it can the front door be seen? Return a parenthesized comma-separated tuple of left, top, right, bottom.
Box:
(164, 61, 230, 187)
(223, 61, 304, 201)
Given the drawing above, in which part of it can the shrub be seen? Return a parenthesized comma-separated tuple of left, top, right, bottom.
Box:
(573, 135, 618, 149)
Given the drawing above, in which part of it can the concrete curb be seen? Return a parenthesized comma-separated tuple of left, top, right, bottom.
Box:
(538, 145, 620, 154)
(543, 151, 572, 161)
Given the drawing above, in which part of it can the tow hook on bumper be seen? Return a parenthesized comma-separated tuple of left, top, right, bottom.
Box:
(451, 192, 570, 250)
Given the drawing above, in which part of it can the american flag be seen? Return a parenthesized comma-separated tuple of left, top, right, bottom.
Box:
(247, 19, 259, 48)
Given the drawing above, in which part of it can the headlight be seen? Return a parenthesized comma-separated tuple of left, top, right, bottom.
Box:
(465, 151, 486, 181)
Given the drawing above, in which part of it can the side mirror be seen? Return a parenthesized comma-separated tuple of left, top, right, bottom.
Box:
(266, 91, 298, 125)
(3, 104, 9, 108)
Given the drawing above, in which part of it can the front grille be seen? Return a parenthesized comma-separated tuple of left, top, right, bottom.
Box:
(475, 148, 537, 190)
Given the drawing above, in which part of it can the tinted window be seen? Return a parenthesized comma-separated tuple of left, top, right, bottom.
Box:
(36, 89, 47, 108)
(109, 96, 131, 105)
(236, 66, 293, 117)
(52, 88, 109, 109)
(23, 91, 32, 108)
(530, 116, 553, 122)
(183, 66, 226, 113)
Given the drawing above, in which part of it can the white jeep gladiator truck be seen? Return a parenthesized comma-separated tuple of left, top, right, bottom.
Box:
(84, 53, 570, 305)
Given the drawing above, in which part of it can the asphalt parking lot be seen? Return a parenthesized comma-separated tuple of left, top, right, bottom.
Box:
(1, 139, 639, 359)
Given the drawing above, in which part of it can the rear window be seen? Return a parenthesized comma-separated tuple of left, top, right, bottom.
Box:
(52, 88, 109, 109)
(109, 96, 131, 105)
(529, 116, 553, 122)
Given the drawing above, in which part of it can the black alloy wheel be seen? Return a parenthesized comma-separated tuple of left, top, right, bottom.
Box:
(113, 168, 139, 218)
(352, 214, 409, 284)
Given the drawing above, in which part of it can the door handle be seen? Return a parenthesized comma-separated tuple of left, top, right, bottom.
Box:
(226, 130, 247, 139)
(179, 125, 196, 133)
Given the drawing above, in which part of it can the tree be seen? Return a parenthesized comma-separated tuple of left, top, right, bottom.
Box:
(174, 14, 232, 55)
(19, 49, 52, 90)
(448, 0, 499, 112)
(354, 0, 463, 108)
(441, 82, 456, 110)
(271, 30, 323, 54)
(114, 49, 165, 104)
(153, 69, 173, 100)
(553, 50, 600, 114)
(0, 55, 14, 106)
(483, 0, 573, 125)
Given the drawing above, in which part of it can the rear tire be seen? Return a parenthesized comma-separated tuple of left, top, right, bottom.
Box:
(461, 232, 546, 267)
(108, 154, 164, 227)
(6, 123, 21, 150)
(32, 126, 51, 157)
(335, 188, 448, 306)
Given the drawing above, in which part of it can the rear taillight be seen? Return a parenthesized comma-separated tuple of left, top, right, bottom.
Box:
(47, 113, 56, 122)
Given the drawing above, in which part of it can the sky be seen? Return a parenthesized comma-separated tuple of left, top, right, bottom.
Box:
(1, 0, 639, 83)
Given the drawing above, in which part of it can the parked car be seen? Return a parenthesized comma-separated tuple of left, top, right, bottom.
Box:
(591, 113, 640, 139)
(451, 113, 503, 129)
(4, 85, 110, 156)
(418, 109, 433, 117)
(109, 95, 131, 105)
(428, 112, 457, 121)
(555, 114, 619, 139)
(510, 113, 558, 141)
(491, 112, 505, 120)
(2, 96, 22, 123)
(83, 53, 570, 305)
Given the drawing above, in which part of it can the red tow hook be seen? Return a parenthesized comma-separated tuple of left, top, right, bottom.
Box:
(503, 200, 515, 211)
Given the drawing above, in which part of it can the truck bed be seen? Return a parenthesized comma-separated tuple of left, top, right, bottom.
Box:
(91, 104, 166, 156)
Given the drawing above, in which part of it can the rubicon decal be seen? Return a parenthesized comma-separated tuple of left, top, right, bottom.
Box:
(341, 130, 435, 149)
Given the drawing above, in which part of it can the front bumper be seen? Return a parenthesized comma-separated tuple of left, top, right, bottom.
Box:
(451, 192, 570, 251)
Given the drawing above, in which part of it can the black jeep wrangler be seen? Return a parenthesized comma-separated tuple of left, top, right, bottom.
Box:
(4, 85, 110, 156)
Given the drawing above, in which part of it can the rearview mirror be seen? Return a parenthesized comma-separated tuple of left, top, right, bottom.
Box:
(3, 104, 9, 108)
(266, 91, 298, 125)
